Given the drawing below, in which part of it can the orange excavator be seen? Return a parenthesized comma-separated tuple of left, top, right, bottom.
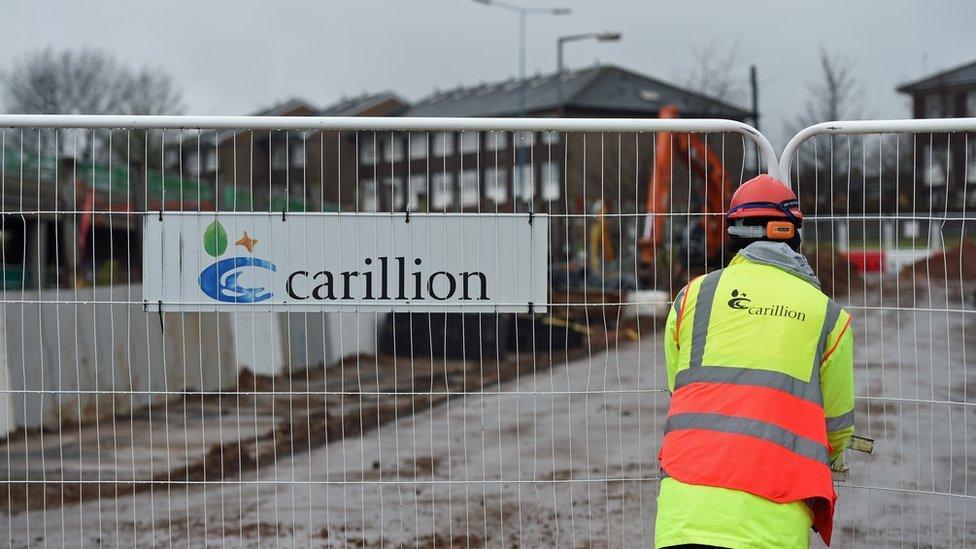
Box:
(639, 105, 735, 271)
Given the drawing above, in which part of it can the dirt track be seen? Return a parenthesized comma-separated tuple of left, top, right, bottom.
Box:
(5, 281, 976, 547)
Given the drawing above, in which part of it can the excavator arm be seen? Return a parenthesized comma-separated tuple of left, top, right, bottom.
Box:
(640, 105, 734, 264)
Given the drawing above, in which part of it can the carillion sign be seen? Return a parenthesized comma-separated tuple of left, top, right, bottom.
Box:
(143, 213, 548, 312)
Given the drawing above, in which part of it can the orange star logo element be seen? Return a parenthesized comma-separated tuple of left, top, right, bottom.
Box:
(235, 231, 258, 253)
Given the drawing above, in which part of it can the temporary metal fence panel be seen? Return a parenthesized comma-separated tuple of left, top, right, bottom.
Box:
(6, 113, 972, 547)
(0, 114, 776, 547)
(781, 117, 976, 547)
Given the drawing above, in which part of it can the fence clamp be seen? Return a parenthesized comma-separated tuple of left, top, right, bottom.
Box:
(527, 301, 534, 314)
(281, 209, 287, 222)
(404, 209, 410, 224)
(528, 208, 534, 225)
(157, 300, 164, 335)
(158, 209, 163, 221)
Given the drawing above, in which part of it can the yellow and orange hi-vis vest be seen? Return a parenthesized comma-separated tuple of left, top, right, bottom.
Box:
(659, 249, 853, 546)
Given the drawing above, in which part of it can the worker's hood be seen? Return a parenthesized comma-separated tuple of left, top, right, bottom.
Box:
(731, 241, 821, 289)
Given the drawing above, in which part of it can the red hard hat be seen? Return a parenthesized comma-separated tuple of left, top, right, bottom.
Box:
(726, 174, 803, 222)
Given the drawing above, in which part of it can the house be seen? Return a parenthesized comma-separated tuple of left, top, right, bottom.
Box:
(165, 93, 407, 214)
(355, 64, 752, 224)
(898, 59, 976, 207)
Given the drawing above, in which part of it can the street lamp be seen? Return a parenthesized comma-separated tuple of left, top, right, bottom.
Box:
(471, 0, 572, 117)
(472, 0, 571, 208)
(556, 32, 622, 108)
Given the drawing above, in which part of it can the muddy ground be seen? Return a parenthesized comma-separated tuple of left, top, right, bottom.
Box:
(4, 279, 976, 547)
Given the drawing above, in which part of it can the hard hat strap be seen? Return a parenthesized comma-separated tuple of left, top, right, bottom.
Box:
(726, 199, 800, 223)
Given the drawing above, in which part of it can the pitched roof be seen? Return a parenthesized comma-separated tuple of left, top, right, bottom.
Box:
(320, 91, 407, 116)
(250, 97, 319, 116)
(404, 64, 751, 119)
(898, 59, 976, 93)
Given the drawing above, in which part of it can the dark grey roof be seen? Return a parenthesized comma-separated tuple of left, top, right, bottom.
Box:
(404, 64, 751, 119)
(320, 91, 406, 115)
(898, 59, 976, 93)
(250, 97, 318, 116)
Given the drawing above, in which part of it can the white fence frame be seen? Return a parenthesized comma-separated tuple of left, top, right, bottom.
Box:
(4, 113, 976, 545)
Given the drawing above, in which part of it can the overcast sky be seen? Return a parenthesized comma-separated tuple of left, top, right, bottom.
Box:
(3, 0, 974, 147)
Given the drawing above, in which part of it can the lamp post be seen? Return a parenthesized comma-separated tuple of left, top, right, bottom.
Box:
(556, 32, 621, 110)
(471, 0, 572, 118)
(472, 0, 571, 207)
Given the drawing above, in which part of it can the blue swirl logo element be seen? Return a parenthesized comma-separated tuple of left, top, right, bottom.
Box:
(199, 256, 277, 303)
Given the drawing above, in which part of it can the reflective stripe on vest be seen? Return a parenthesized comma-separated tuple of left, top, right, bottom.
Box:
(661, 268, 843, 545)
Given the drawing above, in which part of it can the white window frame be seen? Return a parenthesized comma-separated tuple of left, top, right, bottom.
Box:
(290, 141, 305, 168)
(514, 163, 533, 201)
(433, 132, 454, 156)
(486, 131, 507, 151)
(459, 169, 480, 207)
(384, 176, 405, 210)
(485, 166, 508, 203)
(360, 179, 378, 212)
(184, 153, 200, 175)
(460, 132, 479, 154)
(541, 161, 560, 201)
(968, 142, 976, 183)
(408, 173, 427, 210)
(360, 134, 378, 164)
(923, 94, 942, 119)
(431, 172, 453, 209)
(515, 130, 536, 148)
(541, 131, 560, 145)
(409, 133, 427, 160)
(384, 137, 404, 162)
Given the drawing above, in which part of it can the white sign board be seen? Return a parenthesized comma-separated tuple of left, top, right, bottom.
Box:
(143, 213, 548, 312)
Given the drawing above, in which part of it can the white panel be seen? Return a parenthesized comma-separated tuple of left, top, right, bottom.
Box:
(143, 213, 549, 313)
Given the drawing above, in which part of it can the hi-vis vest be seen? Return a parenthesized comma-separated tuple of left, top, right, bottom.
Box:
(659, 260, 851, 546)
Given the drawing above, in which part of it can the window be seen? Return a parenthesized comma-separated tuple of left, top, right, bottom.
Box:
(460, 170, 480, 207)
(432, 172, 453, 209)
(541, 131, 560, 145)
(926, 160, 945, 187)
(486, 132, 507, 151)
(433, 132, 454, 156)
(514, 163, 533, 200)
(290, 141, 305, 168)
(515, 130, 536, 148)
(384, 137, 404, 162)
(360, 179, 378, 212)
(485, 167, 508, 203)
(409, 133, 427, 159)
(923, 94, 942, 118)
(541, 161, 560, 201)
(385, 176, 405, 210)
(184, 153, 200, 175)
(968, 143, 976, 183)
(968, 91, 976, 117)
(408, 174, 428, 210)
(360, 134, 377, 164)
(271, 143, 288, 170)
(460, 132, 480, 153)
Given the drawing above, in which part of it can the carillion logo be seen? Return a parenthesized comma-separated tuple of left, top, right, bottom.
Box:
(198, 221, 277, 303)
(727, 288, 807, 322)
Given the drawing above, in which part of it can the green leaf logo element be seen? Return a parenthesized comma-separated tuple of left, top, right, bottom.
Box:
(203, 220, 228, 257)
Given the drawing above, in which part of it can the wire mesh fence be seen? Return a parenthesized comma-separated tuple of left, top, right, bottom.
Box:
(0, 115, 972, 548)
(783, 121, 976, 547)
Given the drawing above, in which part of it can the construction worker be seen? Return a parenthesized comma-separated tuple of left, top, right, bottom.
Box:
(654, 174, 855, 548)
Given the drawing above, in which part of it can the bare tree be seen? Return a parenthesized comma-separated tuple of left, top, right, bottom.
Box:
(790, 48, 862, 131)
(788, 49, 869, 215)
(1, 48, 184, 163)
(680, 38, 749, 107)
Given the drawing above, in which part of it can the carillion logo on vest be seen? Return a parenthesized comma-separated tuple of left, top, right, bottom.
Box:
(727, 289, 807, 322)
